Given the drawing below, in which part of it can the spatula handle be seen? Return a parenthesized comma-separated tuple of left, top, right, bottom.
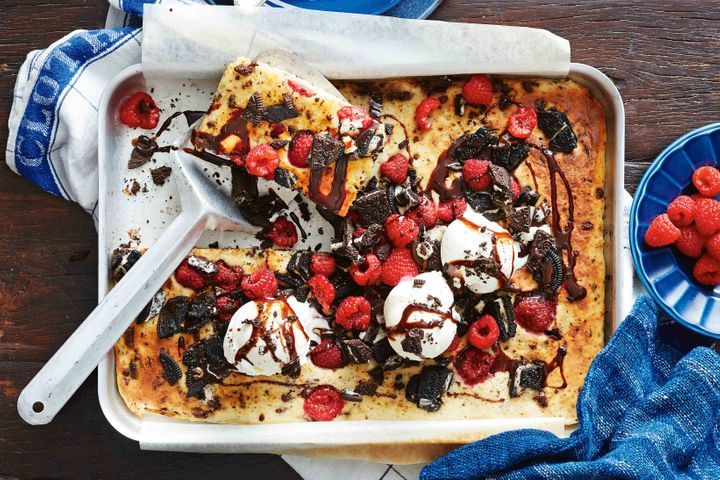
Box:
(17, 209, 207, 425)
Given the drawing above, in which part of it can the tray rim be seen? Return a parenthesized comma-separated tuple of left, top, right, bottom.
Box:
(96, 62, 625, 446)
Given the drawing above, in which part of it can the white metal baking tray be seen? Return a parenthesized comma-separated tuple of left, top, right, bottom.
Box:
(96, 63, 624, 452)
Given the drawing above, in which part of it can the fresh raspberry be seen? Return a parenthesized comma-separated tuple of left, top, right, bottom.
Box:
(310, 338, 345, 369)
(506, 105, 538, 139)
(308, 274, 336, 315)
(645, 213, 682, 247)
(310, 253, 336, 277)
(455, 347, 494, 385)
(462, 74, 493, 106)
(510, 178, 521, 201)
(174, 259, 207, 290)
(380, 248, 419, 286)
(436, 198, 467, 223)
(349, 253, 382, 286)
(694, 198, 720, 236)
(380, 154, 409, 184)
(667, 195, 696, 227)
(385, 214, 419, 248)
(241, 268, 278, 299)
(675, 226, 705, 258)
(415, 97, 441, 132)
(462, 159, 492, 190)
(303, 385, 345, 421)
(514, 295, 557, 334)
(407, 195, 438, 228)
(467, 314, 500, 350)
(706, 232, 720, 261)
(215, 294, 241, 323)
(337, 106, 373, 131)
(265, 216, 298, 248)
(287, 79, 315, 97)
(212, 260, 243, 291)
(693, 254, 720, 286)
(334, 296, 371, 331)
(119, 92, 160, 129)
(288, 131, 313, 168)
(692, 193, 706, 203)
(245, 144, 279, 179)
(692, 166, 720, 197)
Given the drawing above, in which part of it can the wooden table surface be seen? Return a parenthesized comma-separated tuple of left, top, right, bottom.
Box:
(1, 1, 719, 478)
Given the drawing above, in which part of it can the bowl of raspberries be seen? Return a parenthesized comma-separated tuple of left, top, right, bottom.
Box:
(630, 123, 720, 337)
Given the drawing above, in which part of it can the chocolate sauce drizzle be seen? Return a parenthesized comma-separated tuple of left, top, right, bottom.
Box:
(491, 344, 567, 390)
(309, 154, 349, 213)
(386, 305, 454, 339)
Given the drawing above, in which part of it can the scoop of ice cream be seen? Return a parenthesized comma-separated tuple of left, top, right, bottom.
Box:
(441, 207, 520, 294)
(223, 296, 328, 376)
(384, 271, 459, 361)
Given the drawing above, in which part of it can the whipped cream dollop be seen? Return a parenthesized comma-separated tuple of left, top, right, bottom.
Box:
(384, 271, 459, 361)
(223, 296, 328, 376)
(441, 207, 520, 294)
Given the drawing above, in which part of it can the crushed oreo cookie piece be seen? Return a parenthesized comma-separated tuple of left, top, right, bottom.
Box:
(274, 168, 294, 188)
(233, 61, 257, 76)
(288, 251, 312, 281)
(508, 206, 532, 234)
(188, 255, 218, 275)
(110, 248, 142, 281)
(534, 249, 564, 295)
(454, 93, 466, 116)
(371, 337, 396, 365)
(150, 166, 172, 186)
(159, 349, 182, 385)
(368, 95, 383, 118)
(183, 292, 217, 332)
(537, 109, 578, 153)
(135, 290, 166, 324)
(518, 187, 540, 206)
(241, 191, 288, 229)
(157, 296, 189, 338)
(243, 91, 264, 125)
(182, 335, 231, 398)
(355, 380, 379, 396)
(309, 132, 344, 171)
(401, 328, 424, 356)
(510, 362, 546, 397)
(353, 223, 385, 252)
(489, 163, 514, 207)
(464, 190, 504, 221)
(341, 389, 364, 402)
(341, 339, 373, 364)
(355, 126, 384, 158)
(409, 365, 453, 412)
(329, 269, 361, 300)
(354, 188, 394, 226)
(391, 184, 420, 210)
(529, 230, 557, 265)
(128, 135, 158, 169)
(262, 93, 298, 124)
(486, 295, 516, 341)
(491, 142, 530, 172)
(449, 127, 497, 163)
(281, 360, 301, 379)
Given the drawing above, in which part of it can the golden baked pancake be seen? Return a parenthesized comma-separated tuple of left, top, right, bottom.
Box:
(115, 74, 606, 429)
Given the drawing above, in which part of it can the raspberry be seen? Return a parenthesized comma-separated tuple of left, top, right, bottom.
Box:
(349, 253, 382, 286)
(308, 274, 336, 315)
(706, 232, 720, 261)
(645, 213, 682, 247)
(385, 214, 419, 248)
(352, 227, 366, 239)
(174, 259, 207, 290)
(266, 216, 298, 248)
(693, 254, 720, 286)
(310, 338, 345, 369)
(462, 74, 493, 106)
(462, 159, 492, 190)
(288, 131, 313, 168)
(215, 294, 241, 323)
(380, 154, 409, 184)
(675, 226, 705, 258)
(415, 97, 441, 132)
(337, 106, 373, 131)
(287, 79, 315, 98)
(436, 198, 467, 223)
(506, 105, 537, 139)
(212, 260, 243, 291)
(303, 385, 344, 421)
(245, 144, 279, 179)
(119, 92, 160, 129)
(455, 347, 494, 386)
(310, 253, 336, 277)
(407, 195, 438, 228)
(694, 199, 720, 236)
(514, 295, 557, 334)
(667, 195, 696, 227)
(510, 178, 521, 201)
(241, 268, 278, 299)
(467, 314, 500, 350)
(692, 166, 720, 197)
(380, 248, 419, 286)
(334, 296, 371, 331)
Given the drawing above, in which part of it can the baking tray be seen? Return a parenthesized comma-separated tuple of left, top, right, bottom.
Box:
(96, 63, 624, 452)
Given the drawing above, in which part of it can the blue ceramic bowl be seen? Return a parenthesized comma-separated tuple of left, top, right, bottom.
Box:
(265, 0, 404, 14)
(630, 123, 720, 338)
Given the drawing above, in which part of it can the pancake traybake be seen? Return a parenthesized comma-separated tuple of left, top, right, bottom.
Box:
(114, 59, 607, 426)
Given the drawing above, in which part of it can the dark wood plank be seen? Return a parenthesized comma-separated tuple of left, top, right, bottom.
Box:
(1, 0, 719, 478)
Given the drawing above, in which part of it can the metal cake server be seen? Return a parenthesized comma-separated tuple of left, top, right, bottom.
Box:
(18, 49, 343, 425)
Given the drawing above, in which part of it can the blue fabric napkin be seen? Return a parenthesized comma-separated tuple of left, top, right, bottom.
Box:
(422, 295, 720, 480)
